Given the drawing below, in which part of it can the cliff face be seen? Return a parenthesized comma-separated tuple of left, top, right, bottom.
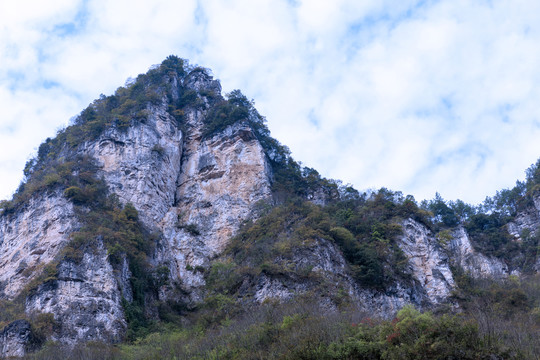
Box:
(0, 65, 274, 353)
(79, 71, 272, 297)
(507, 196, 540, 242)
(158, 119, 272, 296)
(25, 242, 126, 344)
(397, 219, 455, 305)
(0, 320, 34, 358)
(82, 102, 183, 228)
(0, 192, 76, 299)
(448, 226, 511, 278)
(0, 57, 539, 356)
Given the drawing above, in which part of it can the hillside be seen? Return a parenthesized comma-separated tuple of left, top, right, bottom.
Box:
(0, 56, 539, 359)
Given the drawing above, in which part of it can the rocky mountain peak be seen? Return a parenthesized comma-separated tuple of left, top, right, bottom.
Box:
(0, 56, 539, 357)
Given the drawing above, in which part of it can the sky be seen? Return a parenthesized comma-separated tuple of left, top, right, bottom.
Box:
(2, 0, 540, 204)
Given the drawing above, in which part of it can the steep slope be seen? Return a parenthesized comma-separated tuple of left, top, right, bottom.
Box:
(0, 192, 76, 299)
(0, 57, 275, 352)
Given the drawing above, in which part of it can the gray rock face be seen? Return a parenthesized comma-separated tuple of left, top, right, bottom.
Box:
(158, 116, 272, 298)
(0, 320, 34, 358)
(397, 219, 455, 305)
(253, 237, 356, 304)
(25, 242, 126, 344)
(79, 71, 272, 299)
(507, 209, 540, 241)
(448, 226, 511, 278)
(250, 222, 455, 317)
(0, 192, 76, 299)
(81, 103, 183, 228)
(508, 195, 540, 242)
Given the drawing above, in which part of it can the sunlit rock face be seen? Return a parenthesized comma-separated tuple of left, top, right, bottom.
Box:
(448, 226, 511, 278)
(397, 219, 455, 305)
(0, 192, 76, 299)
(158, 118, 273, 298)
(25, 242, 126, 344)
(80, 103, 184, 229)
(78, 71, 273, 298)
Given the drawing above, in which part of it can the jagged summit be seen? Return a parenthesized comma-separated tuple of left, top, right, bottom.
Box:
(0, 56, 539, 357)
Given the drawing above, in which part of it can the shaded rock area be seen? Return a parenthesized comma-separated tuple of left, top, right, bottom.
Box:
(0, 320, 36, 358)
(448, 226, 512, 278)
(0, 192, 76, 299)
(25, 243, 126, 344)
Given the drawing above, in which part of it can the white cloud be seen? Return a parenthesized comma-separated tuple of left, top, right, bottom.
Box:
(2, 0, 540, 204)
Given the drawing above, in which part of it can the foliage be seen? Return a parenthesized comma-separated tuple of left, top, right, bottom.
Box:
(202, 93, 249, 137)
(24, 300, 518, 359)
(224, 190, 427, 292)
(464, 212, 517, 260)
(201, 89, 268, 138)
(2, 56, 199, 213)
(453, 274, 540, 359)
(226, 200, 331, 283)
(421, 192, 460, 227)
(325, 188, 431, 288)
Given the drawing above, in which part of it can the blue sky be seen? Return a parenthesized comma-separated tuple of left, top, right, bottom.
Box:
(2, 0, 540, 204)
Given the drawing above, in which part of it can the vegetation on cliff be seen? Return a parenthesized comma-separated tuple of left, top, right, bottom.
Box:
(0, 56, 539, 359)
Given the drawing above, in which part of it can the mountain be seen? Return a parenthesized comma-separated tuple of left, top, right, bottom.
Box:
(0, 56, 538, 358)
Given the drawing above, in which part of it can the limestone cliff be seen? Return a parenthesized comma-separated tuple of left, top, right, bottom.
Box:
(0, 320, 35, 358)
(0, 192, 76, 299)
(25, 242, 126, 344)
(397, 219, 455, 305)
(0, 56, 539, 357)
(0, 60, 274, 354)
(448, 226, 512, 278)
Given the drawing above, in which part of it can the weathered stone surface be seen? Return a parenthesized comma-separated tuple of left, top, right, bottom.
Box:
(25, 242, 126, 344)
(80, 104, 183, 228)
(397, 219, 455, 305)
(253, 237, 355, 304)
(448, 226, 511, 278)
(0, 192, 76, 299)
(508, 208, 540, 241)
(158, 118, 272, 298)
(250, 230, 446, 317)
(0, 320, 34, 358)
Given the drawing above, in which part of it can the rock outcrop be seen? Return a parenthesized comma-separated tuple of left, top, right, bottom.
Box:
(0, 67, 274, 355)
(248, 219, 457, 316)
(397, 219, 455, 305)
(0, 320, 35, 358)
(79, 70, 272, 298)
(82, 103, 183, 228)
(508, 196, 540, 241)
(158, 120, 272, 298)
(25, 242, 126, 344)
(0, 192, 76, 299)
(448, 226, 511, 278)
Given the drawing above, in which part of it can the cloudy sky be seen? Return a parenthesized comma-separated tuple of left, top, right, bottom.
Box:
(1, 0, 540, 204)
